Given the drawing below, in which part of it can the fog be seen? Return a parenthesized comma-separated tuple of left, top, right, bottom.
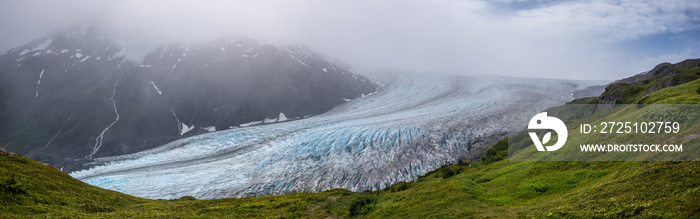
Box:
(1, 0, 699, 80)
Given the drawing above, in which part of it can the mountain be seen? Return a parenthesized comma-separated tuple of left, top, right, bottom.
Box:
(1, 59, 699, 217)
(0, 25, 378, 172)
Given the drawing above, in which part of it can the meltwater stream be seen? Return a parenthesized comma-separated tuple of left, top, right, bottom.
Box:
(70, 70, 593, 199)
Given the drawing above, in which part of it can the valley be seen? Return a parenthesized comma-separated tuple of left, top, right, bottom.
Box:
(70, 68, 601, 199)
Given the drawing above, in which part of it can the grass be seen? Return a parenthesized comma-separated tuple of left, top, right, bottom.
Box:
(639, 79, 700, 104)
(6, 147, 699, 218)
(0, 153, 145, 218)
(1, 71, 699, 218)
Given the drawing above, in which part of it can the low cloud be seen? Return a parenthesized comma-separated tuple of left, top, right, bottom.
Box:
(0, 0, 698, 80)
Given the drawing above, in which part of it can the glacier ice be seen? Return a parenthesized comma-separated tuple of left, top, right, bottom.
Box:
(71, 71, 592, 199)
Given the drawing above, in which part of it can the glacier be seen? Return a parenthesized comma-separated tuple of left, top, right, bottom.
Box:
(70, 70, 600, 199)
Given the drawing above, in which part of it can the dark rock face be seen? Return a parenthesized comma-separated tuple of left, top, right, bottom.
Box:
(0, 25, 377, 171)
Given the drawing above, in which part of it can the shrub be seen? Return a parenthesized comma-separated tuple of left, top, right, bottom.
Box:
(396, 182, 409, 192)
(696, 85, 700, 94)
(172, 196, 197, 201)
(482, 139, 508, 164)
(348, 196, 376, 216)
(440, 168, 456, 179)
(0, 174, 28, 194)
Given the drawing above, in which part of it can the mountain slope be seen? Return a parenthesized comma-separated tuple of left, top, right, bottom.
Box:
(0, 147, 144, 217)
(0, 25, 377, 172)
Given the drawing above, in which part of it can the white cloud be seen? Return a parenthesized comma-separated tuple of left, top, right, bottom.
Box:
(0, 0, 697, 80)
(510, 0, 700, 43)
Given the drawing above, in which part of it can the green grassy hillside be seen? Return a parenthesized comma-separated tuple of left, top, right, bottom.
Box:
(2, 61, 699, 218)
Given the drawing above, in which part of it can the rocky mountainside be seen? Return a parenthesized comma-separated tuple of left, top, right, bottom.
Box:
(0, 25, 377, 172)
(599, 58, 700, 104)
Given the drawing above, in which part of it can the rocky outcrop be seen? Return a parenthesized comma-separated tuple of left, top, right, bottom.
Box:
(599, 59, 700, 104)
(0, 147, 15, 156)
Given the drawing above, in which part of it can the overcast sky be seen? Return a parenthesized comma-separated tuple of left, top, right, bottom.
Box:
(0, 0, 698, 80)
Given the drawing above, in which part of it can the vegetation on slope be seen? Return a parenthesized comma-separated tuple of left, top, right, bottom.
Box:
(0, 148, 144, 218)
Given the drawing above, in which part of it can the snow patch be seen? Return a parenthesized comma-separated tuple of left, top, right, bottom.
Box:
(202, 126, 216, 132)
(35, 69, 45, 97)
(75, 53, 83, 58)
(150, 81, 162, 94)
(220, 47, 225, 51)
(239, 120, 262, 127)
(264, 117, 277, 123)
(288, 53, 309, 67)
(180, 123, 194, 135)
(61, 49, 69, 53)
(109, 47, 126, 61)
(360, 89, 379, 98)
(278, 113, 288, 122)
(20, 38, 52, 56)
(323, 68, 328, 72)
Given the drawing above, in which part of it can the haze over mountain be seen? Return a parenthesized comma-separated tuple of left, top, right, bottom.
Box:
(1, 0, 699, 80)
(0, 25, 377, 171)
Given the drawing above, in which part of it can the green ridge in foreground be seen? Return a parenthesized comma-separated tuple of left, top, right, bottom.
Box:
(2, 63, 700, 218)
